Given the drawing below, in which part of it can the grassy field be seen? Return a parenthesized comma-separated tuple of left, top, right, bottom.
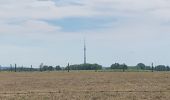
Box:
(0, 71, 170, 100)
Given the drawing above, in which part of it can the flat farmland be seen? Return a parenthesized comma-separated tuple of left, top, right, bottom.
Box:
(0, 72, 170, 100)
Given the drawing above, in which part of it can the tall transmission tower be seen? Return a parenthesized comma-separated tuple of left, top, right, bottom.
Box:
(84, 38, 86, 64)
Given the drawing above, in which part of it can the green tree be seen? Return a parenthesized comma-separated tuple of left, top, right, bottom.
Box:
(110, 63, 128, 71)
(39, 63, 43, 72)
(136, 63, 146, 70)
(111, 63, 120, 69)
(155, 65, 166, 71)
(166, 66, 170, 71)
(67, 63, 102, 70)
(55, 65, 62, 70)
(42, 65, 48, 71)
(48, 66, 54, 71)
(121, 64, 128, 72)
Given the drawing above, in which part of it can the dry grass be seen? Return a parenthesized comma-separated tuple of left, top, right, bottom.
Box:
(0, 71, 169, 100)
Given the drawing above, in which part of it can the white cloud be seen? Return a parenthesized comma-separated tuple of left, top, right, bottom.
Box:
(23, 20, 61, 33)
(0, 0, 170, 33)
(0, 20, 61, 34)
(0, 0, 170, 20)
(0, 0, 113, 21)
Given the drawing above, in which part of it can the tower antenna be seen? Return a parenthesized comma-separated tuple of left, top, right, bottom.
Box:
(84, 38, 86, 64)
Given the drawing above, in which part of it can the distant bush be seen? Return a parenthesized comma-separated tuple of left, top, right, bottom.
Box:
(155, 65, 170, 71)
(110, 63, 128, 70)
(66, 63, 102, 70)
(136, 63, 146, 70)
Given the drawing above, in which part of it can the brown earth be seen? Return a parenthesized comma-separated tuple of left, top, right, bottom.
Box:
(0, 71, 169, 100)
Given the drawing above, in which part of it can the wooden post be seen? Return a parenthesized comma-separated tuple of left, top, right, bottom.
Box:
(21, 65, 23, 72)
(10, 64, 12, 72)
(95, 68, 97, 72)
(40, 63, 43, 72)
(15, 64, 17, 72)
(123, 65, 125, 72)
(152, 63, 154, 72)
(31, 65, 33, 72)
(67, 63, 70, 72)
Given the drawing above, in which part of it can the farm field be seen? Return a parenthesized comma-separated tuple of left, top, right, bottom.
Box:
(0, 71, 170, 100)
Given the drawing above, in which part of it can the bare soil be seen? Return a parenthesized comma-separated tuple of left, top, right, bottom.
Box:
(0, 72, 169, 100)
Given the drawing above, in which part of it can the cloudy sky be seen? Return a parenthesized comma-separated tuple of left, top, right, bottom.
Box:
(1, 0, 170, 67)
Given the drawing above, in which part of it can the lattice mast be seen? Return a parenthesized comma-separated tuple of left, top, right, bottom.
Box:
(84, 38, 86, 64)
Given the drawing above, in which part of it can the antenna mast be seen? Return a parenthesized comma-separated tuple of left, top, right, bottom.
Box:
(84, 38, 86, 64)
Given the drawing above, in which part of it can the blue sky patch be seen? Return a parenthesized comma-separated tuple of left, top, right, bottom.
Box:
(45, 17, 116, 32)
(52, 0, 84, 6)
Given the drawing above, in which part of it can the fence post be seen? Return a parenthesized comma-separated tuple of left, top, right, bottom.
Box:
(123, 66, 125, 72)
(10, 64, 13, 72)
(15, 64, 17, 72)
(67, 63, 70, 72)
(0, 65, 1, 72)
(152, 63, 154, 72)
(31, 65, 33, 72)
(21, 65, 23, 72)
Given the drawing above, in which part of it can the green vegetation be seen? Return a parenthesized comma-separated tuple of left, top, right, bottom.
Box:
(66, 63, 102, 70)
(0, 62, 170, 72)
(110, 63, 128, 72)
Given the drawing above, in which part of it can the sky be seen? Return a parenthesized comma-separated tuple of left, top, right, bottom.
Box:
(1, 0, 170, 67)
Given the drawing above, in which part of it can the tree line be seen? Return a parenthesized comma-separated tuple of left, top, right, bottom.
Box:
(0, 62, 170, 72)
(136, 63, 170, 71)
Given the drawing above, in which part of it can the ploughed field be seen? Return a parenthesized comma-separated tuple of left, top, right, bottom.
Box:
(0, 72, 170, 100)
